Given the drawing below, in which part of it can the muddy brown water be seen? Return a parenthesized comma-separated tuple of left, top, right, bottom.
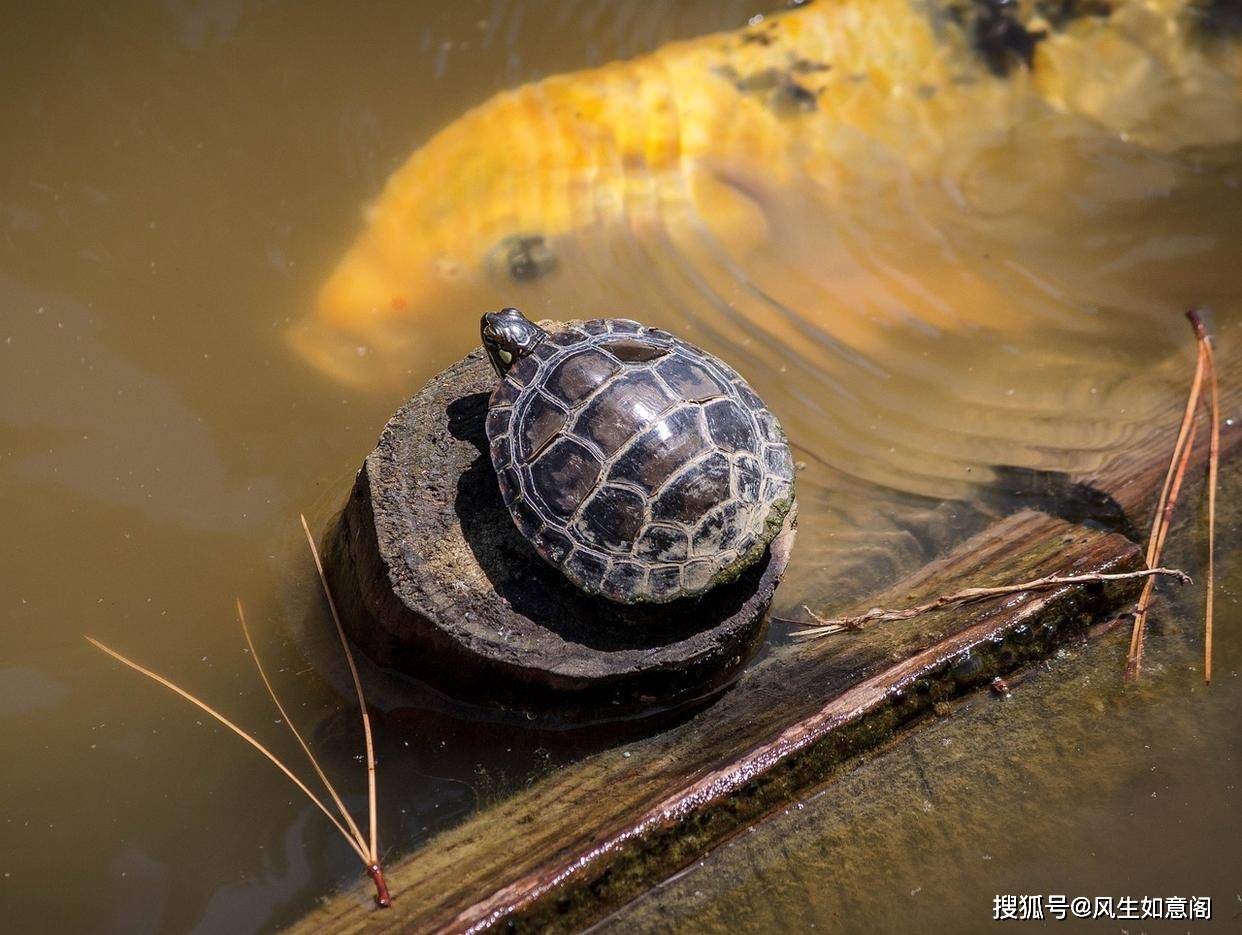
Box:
(1, 2, 1239, 932)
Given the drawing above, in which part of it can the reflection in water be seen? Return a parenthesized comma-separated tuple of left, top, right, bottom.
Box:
(0, 1, 1238, 932)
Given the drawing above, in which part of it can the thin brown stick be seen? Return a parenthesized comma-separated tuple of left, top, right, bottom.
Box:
(368, 864, 392, 907)
(300, 514, 386, 904)
(1194, 312, 1220, 686)
(1127, 345, 1202, 667)
(1125, 326, 1207, 682)
(85, 636, 371, 865)
(237, 599, 368, 855)
(791, 567, 1191, 638)
(1130, 392, 1201, 677)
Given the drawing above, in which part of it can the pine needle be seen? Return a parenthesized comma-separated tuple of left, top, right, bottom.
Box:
(237, 598, 368, 855)
(1125, 319, 1207, 682)
(87, 516, 392, 908)
(84, 635, 370, 865)
(1196, 314, 1220, 686)
(791, 567, 1191, 638)
(300, 514, 379, 866)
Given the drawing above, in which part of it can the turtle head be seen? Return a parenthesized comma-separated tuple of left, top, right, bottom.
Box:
(481, 307, 547, 377)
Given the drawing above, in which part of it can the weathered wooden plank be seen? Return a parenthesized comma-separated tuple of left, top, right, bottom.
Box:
(597, 526, 1242, 933)
(290, 359, 1236, 934)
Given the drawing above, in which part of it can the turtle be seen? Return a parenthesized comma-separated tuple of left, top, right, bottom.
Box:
(480, 307, 795, 603)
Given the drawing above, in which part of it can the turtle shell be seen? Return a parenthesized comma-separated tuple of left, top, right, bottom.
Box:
(485, 318, 795, 603)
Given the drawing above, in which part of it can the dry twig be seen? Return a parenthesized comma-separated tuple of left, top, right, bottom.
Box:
(791, 567, 1190, 638)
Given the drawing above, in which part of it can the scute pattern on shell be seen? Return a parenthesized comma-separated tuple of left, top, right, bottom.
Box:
(487, 318, 795, 603)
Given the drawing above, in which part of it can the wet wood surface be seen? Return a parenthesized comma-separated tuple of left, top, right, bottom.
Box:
(290, 361, 1237, 935)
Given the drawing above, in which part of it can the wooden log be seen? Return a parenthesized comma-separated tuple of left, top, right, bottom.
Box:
(292, 349, 1236, 935)
(294, 512, 1143, 934)
(324, 342, 797, 722)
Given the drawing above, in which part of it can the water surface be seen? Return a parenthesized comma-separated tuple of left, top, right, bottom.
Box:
(1, 2, 1239, 932)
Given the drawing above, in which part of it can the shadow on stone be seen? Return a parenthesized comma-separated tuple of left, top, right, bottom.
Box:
(446, 391, 770, 651)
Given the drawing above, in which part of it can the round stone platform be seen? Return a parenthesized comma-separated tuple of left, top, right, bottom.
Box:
(324, 339, 796, 721)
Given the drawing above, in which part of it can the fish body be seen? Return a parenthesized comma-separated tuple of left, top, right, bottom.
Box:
(292, 0, 1242, 386)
